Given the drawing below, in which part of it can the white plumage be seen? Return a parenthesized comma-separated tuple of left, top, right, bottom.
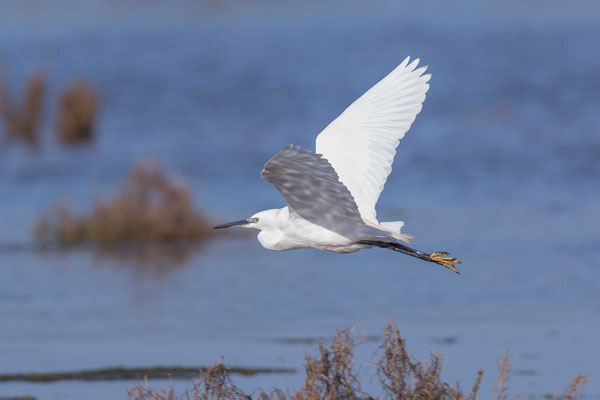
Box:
(215, 57, 461, 273)
(316, 56, 430, 240)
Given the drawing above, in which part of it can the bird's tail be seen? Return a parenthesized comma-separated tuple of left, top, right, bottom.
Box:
(379, 221, 413, 243)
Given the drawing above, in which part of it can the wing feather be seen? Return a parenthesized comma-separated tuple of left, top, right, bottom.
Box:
(315, 57, 430, 226)
(261, 144, 388, 239)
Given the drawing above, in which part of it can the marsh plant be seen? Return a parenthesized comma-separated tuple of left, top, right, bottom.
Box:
(56, 81, 99, 145)
(128, 321, 586, 400)
(36, 160, 212, 245)
(0, 71, 45, 149)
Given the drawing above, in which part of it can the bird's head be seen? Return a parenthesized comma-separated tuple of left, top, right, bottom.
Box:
(213, 209, 279, 231)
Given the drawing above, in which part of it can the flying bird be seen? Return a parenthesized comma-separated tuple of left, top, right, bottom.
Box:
(215, 57, 461, 273)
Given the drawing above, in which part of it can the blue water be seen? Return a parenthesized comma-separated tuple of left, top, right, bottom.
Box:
(0, 1, 599, 399)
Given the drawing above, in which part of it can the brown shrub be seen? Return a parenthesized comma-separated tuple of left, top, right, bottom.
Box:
(552, 373, 587, 400)
(292, 329, 368, 400)
(127, 321, 587, 400)
(128, 360, 250, 400)
(376, 322, 465, 399)
(0, 71, 45, 149)
(56, 81, 99, 145)
(494, 349, 511, 400)
(36, 160, 212, 245)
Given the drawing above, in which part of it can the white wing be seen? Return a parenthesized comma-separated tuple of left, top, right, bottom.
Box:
(315, 57, 430, 227)
(262, 144, 390, 239)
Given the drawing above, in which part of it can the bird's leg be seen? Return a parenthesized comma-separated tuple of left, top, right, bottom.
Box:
(357, 240, 461, 274)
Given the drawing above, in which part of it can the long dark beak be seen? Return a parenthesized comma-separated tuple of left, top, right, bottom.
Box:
(213, 218, 257, 229)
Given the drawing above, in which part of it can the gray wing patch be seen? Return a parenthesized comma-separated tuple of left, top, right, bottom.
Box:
(261, 143, 368, 234)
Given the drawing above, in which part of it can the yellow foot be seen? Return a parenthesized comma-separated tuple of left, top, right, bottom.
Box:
(430, 252, 462, 274)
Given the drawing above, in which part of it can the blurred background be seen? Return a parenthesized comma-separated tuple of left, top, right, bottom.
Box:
(0, 0, 599, 398)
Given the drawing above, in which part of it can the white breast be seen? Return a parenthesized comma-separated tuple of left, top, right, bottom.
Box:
(257, 230, 287, 250)
(256, 208, 362, 253)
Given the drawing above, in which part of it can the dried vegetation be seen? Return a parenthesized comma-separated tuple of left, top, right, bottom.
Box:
(0, 71, 45, 149)
(128, 321, 587, 400)
(1, 71, 100, 149)
(56, 81, 99, 145)
(36, 160, 212, 245)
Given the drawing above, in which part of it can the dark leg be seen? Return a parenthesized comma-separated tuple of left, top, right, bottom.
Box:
(357, 240, 431, 261)
(357, 240, 461, 274)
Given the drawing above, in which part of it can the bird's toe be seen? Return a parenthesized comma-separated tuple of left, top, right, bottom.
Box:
(429, 252, 462, 274)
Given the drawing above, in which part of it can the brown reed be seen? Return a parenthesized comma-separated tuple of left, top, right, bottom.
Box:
(36, 160, 212, 245)
(56, 81, 99, 145)
(0, 71, 45, 149)
(127, 321, 587, 400)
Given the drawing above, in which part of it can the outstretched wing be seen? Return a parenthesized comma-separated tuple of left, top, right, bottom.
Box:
(315, 57, 430, 225)
(262, 144, 385, 238)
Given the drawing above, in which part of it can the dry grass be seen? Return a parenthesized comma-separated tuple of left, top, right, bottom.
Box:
(552, 374, 588, 400)
(0, 71, 45, 149)
(127, 321, 587, 400)
(376, 322, 468, 400)
(292, 329, 367, 400)
(56, 81, 99, 145)
(36, 160, 212, 245)
(128, 360, 251, 400)
(494, 350, 512, 400)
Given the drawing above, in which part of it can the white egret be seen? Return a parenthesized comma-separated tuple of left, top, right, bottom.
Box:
(215, 57, 461, 273)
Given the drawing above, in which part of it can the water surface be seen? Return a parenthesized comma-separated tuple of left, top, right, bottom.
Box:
(0, 1, 599, 398)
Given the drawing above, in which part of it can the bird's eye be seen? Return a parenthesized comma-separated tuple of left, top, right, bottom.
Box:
(252, 217, 259, 223)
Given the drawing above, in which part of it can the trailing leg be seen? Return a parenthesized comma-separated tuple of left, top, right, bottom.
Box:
(357, 240, 461, 274)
